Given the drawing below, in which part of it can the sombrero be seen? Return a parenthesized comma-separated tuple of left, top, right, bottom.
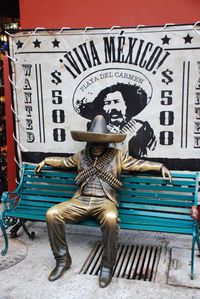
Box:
(70, 115, 126, 143)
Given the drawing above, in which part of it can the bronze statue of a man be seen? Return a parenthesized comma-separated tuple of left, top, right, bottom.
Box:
(35, 115, 172, 288)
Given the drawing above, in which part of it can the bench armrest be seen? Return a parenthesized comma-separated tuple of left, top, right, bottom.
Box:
(1, 191, 20, 210)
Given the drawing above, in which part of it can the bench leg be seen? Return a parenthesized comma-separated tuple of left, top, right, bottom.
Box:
(196, 237, 200, 254)
(195, 225, 200, 255)
(191, 232, 196, 280)
(21, 220, 35, 240)
(0, 222, 9, 256)
(10, 220, 24, 238)
(10, 219, 35, 240)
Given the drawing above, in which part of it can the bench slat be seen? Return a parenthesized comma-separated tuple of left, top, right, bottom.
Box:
(120, 223, 193, 234)
(119, 192, 195, 202)
(121, 171, 198, 179)
(24, 170, 77, 179)
(121, 176, 197, 186)
(118, 208, 192, 220)
(4, 211, 46, 221)
(119, 202, 191, 213)
(22, 183, 77, 192)
(23, 177, 76, 185)
(119, 196, 194, 206)
(14, 206, 48, 213)
(21, 189, 74, 197)
(119, 213, 193, 226)
(166, 172, 198, 178)
(21, 194, 73, 202)
(121, 182, 195, 193)
(20, 200, 55, 208)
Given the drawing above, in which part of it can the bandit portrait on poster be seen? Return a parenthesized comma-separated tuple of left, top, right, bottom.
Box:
(75, 82, 156, 157)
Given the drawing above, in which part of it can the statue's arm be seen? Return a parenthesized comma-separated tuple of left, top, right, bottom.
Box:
(120, 151, 172, 182)
(35, 154, 78, 174)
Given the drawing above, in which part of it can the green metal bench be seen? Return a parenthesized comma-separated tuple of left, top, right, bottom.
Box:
(0, 164, 200, 278)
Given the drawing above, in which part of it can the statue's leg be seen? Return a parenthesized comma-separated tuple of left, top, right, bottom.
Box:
(46, 198, 87, 281)
(93, 199, 119, 288)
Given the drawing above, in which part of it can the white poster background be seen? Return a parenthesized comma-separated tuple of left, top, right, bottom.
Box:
(8, 24, 200, 161)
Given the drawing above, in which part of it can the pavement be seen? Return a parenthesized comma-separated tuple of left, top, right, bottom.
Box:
(1, 215, 200, 299)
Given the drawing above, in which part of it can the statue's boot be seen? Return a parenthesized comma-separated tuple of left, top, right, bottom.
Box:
(99, 266, 113, 288)
(46, 208, 72, 281)
(99, 206, 119, 288)
(49, 254, 72, 281)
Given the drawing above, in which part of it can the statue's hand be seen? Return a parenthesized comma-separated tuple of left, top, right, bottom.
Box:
(161, 166, 172, 183)
(35, 160, 45, 174)
(191, 206, 199, 220)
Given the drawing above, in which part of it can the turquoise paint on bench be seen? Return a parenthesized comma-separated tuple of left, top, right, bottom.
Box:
(0, 164, 200, 279)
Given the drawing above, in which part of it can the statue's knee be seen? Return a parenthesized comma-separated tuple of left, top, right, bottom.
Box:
(46, 207, 59, 222)
(104, 211, 118, 224)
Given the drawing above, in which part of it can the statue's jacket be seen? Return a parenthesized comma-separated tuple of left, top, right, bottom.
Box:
(44, 149, 163, 207)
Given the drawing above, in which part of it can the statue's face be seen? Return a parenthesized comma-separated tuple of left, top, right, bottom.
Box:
(88, 142, 108, 157)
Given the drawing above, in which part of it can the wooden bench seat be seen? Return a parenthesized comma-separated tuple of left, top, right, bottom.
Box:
(0, 163, 200, 278)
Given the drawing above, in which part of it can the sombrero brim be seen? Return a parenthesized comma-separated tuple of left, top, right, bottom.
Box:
(70, 131, 126, 143)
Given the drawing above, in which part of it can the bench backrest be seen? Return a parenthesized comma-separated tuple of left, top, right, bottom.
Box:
(17, 164, 199, 235)
(119, 171, 198, 234)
